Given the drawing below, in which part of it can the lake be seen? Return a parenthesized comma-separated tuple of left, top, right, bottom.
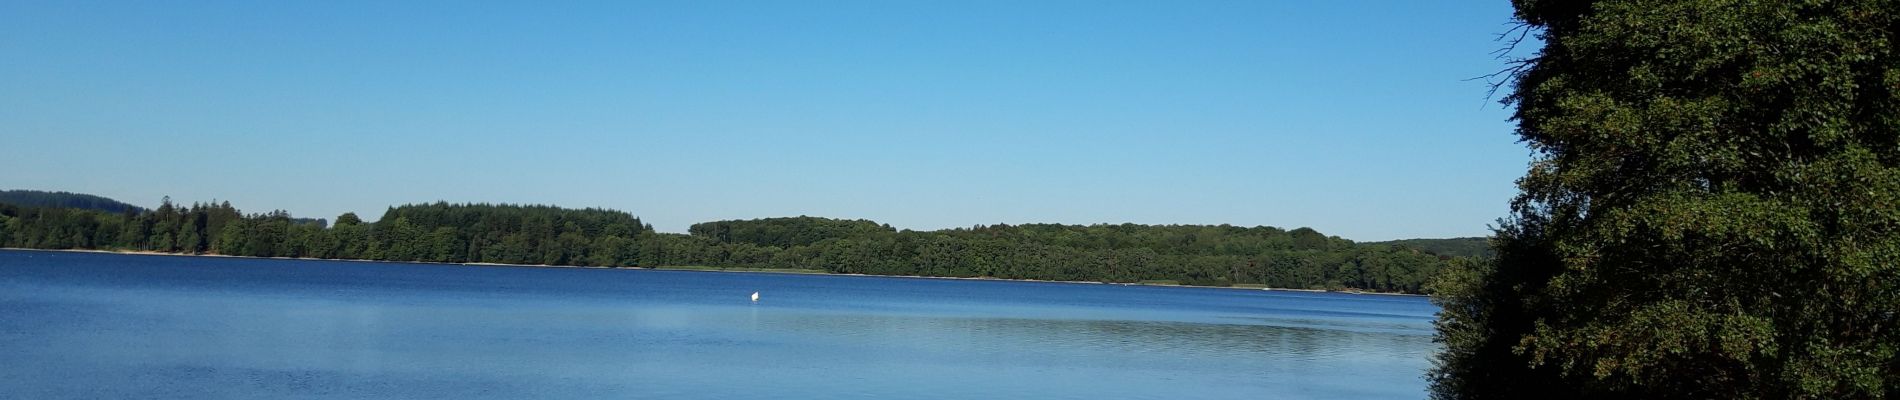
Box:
(0, 249, 1438, 399)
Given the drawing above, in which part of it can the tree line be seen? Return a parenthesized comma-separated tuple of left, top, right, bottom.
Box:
(690, 218, 1453, 292)
(0, 198, 1462, 293)
(1366, 237, 1490, 258)
(0, 189, 146, 214)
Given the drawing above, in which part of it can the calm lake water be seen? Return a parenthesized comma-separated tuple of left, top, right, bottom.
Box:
(0, 249, 1438, 399)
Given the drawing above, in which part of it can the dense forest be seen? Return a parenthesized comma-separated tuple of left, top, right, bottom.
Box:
(0, 194, 1464, 293)
(0, 190, 146, 214)
(1368, 237, 1490, 258)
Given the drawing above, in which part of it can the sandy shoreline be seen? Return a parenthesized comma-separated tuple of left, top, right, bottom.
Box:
(2, 247, 1427, 297)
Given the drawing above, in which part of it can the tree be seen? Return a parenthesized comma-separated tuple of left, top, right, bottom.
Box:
(0, 196, 1459, 294)
(151, 198, 179, 252)
(213, 219, 251, 256)
(0, 190, 145, 213)
(1432, 1, 1898, 399)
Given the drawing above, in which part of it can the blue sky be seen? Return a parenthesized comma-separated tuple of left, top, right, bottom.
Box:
(0, 0, 1532, 241)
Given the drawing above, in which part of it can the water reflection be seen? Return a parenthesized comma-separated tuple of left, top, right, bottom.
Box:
(0, 250, 1437, 400)
(757, 311, 1429, 364)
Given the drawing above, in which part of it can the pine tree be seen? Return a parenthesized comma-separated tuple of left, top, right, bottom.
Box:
(1431, 0, 1899, 398)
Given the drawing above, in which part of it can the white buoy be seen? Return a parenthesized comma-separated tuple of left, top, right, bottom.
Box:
(751, 291, 760, 302)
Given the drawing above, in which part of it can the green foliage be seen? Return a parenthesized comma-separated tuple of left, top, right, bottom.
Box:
(689, 216, 893, 248)
(0, 197, 1463, 293)
(0, 190, 145, 214)
(0, 200, 659, 267)
(1432, 0, 1899, 398)
(690, 219, 1450, 292)
(1370, 237, 1492, 258)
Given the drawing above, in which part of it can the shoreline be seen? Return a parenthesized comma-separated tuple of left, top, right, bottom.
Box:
(2, 247, 1427, 297)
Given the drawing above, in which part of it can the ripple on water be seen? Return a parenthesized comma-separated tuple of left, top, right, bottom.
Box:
(0, 250, 1438, 400)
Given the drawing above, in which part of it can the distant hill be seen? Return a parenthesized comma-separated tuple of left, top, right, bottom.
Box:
(689, 216, 894, 248)
(1372, 237, 1492, 258)
(0, 190, 146, 214)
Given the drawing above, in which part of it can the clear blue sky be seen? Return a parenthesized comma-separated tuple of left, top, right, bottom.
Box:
(1, 0, 1532, 241)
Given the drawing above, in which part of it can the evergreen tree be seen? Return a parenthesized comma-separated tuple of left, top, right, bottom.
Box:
(1431, 0, 1899, 398)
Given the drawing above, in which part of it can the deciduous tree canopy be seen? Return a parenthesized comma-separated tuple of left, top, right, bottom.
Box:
(0, 197, 1462, 293)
